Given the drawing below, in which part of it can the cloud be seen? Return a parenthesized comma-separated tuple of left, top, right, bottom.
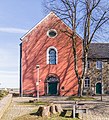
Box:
(0, 27, 28, 34)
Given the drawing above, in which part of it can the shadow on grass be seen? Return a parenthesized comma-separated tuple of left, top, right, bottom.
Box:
(60, 110, 78, 118)
(30, 112, 38, 116)
(30, 109, 79, 119)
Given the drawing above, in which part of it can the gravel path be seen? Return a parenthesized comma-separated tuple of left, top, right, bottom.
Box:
(79, 103, 109, 120)
(1, 97, 38, 120)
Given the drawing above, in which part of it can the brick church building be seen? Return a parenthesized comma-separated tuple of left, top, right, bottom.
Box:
(20, 12, 82, 96)
(20, 12, 109, 97)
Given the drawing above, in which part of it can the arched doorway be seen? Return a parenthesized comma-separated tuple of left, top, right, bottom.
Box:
(96, 82, 102, 94)
(46, 75, 59, 95)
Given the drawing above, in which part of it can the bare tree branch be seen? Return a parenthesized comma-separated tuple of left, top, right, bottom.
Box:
(44, 0, 109, 96)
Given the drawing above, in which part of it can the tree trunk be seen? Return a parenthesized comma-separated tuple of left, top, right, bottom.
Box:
(78, 78, 84, 97)
(37, 106, 50, 117)
(50, 105, 57, 114)
(55, 104, 63, 113)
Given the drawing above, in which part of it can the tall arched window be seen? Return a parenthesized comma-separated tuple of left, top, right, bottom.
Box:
(47, 46, 58, 64)
(49, 49, 56, 64)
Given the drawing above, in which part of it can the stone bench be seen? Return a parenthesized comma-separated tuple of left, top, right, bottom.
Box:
(62, 103, 88, 118)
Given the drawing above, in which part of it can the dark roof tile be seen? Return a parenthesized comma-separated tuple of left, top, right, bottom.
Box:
(88, 43, 109, 59)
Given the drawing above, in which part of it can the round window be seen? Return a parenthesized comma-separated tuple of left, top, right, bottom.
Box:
(47, 29, 57, 38)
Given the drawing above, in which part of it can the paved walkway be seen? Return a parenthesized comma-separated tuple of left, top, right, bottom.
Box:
(1, 97, 38, 120)
(80, 103, 109, 120)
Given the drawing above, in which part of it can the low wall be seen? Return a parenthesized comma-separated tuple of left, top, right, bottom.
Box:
(0, 94, 12, 119)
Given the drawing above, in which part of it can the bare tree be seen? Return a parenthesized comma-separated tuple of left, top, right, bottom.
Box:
(44, 0, 109, 97)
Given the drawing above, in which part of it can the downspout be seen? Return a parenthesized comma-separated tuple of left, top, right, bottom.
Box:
(19, 42, 23, 97)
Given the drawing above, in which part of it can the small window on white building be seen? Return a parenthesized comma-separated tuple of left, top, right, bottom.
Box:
(96, 61, 102, 69)
(84, 77, 90, 88)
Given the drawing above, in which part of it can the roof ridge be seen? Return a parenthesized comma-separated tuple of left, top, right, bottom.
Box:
(20, 12, 55, 41)
(20, 11, 83, 41)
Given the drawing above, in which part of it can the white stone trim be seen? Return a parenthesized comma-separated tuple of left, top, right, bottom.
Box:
(46, 46, 58, 64)
(47, 82, 48, 94)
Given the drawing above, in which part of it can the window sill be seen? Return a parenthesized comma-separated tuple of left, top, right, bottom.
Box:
(96, 68, 102, 70)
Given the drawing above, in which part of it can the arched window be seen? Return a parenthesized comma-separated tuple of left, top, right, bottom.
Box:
(47, 47, 58, 64)
(49, 49, 56, 64)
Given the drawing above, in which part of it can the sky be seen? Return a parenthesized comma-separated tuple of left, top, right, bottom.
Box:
(0, 0, 45, 88)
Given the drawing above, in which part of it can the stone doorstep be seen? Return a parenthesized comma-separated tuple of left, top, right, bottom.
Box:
(0, 94, 12, 119)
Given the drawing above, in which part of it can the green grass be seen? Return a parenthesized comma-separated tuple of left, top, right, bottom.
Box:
(18, 101, 49, 106)
(14, 111, 79, 120)
(67, 96, 96, 101)
(0, 90, 9, 100)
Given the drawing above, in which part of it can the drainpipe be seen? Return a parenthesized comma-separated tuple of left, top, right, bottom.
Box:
(36, 65, 40, 101)
(20, 43, 23, 97)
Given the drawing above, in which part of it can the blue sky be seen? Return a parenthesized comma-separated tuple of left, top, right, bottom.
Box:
(0, 0, 44, 88)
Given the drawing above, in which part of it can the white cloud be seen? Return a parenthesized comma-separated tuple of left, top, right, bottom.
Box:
(0, 27, 28, 34)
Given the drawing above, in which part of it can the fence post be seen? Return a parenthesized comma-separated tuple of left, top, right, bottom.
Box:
(73, 104, 76, 118)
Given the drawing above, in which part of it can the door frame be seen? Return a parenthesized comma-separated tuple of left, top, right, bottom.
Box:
(96, 82, 102, 94)
(46, 74, 59, 95)
(47, 82, 59, 95)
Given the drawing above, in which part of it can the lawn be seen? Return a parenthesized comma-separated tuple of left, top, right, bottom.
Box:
(16, 101, 79, 119)
(18, 101, 50, 106)
(14, 111, 79, 120)
(66, 96, 96, 101)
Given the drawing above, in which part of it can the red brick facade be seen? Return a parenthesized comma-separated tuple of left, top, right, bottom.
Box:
(20, 12, 82, 96)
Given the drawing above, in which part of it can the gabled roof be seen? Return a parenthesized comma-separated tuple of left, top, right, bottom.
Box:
(20, 12, 82, 41)
(20, 12, 54, 40)
(88, 43, 109, 59)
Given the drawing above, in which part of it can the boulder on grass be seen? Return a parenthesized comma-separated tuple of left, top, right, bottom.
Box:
(55, 104, 63, 113)
(37, 106, 50, 117)
(50, 104, 57, 114)
(42, 106, 50, 117)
